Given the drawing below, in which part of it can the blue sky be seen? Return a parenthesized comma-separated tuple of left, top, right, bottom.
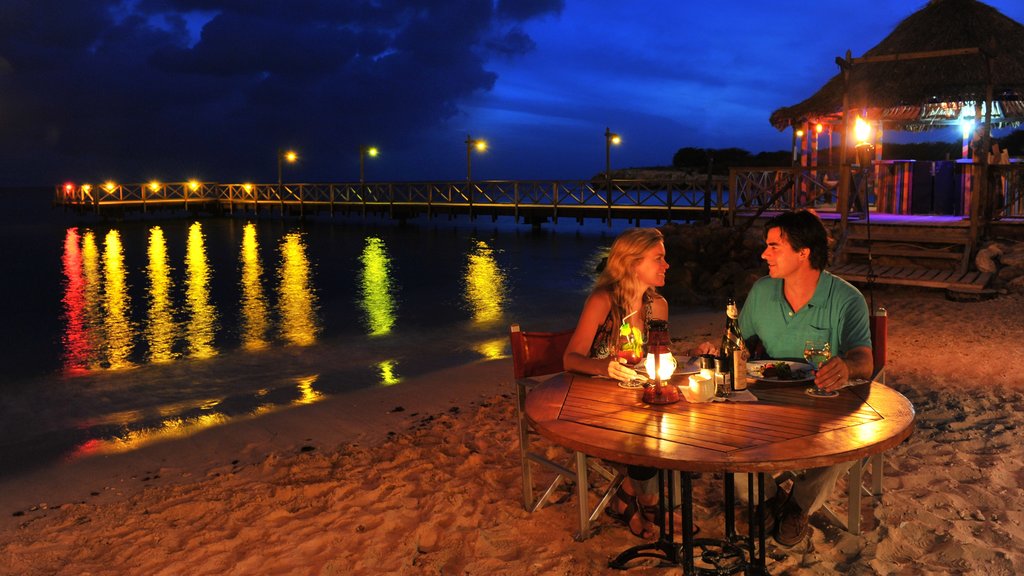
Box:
(2, 0, 1023, 186)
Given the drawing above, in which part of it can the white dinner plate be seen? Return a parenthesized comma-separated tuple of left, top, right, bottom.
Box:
(746, 360, 815, 384)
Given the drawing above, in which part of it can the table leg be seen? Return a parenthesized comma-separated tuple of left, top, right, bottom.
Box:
(754, 473, 767, 572)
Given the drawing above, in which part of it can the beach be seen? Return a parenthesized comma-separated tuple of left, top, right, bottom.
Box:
(2, 286, 1023, 575)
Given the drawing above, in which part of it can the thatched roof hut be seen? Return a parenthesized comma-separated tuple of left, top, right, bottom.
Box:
(770, 0, 1024, 132)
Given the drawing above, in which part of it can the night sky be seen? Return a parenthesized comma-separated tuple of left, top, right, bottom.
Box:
(3, 0, 1024, 187)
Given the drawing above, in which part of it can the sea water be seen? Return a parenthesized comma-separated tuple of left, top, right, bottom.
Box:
(0, 188, 639, 475)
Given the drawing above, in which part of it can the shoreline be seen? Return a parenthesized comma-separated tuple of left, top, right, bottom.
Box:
(2, 291, 1023, 574)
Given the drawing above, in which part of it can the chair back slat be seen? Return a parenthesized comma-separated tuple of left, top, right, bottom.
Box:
(510, 324, 573, 379)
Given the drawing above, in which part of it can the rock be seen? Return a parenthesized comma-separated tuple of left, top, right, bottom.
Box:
(1007, 275, 1024, 293)
(1000, 244, 1024, 268)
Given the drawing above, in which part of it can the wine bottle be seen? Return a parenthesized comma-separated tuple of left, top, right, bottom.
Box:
(719, 298, 749, 392)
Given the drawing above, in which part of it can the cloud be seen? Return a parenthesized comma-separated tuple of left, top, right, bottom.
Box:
(0, 0, 562, 185)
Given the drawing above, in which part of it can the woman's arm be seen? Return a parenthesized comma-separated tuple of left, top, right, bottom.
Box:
(563, 290, 635, 380)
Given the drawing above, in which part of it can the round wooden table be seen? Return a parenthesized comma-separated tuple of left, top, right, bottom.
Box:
(525, 372, 916, 574)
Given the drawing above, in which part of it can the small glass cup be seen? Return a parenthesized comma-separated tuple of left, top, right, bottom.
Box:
(616, 327, 646, 389)
(804, 339, 838, 398)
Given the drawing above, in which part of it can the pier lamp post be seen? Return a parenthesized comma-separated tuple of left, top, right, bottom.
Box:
(277, 149, 298, 200)
(604, 127, 621, 177)
(465, 134, 487, 182)
(359, 145, 379, 185)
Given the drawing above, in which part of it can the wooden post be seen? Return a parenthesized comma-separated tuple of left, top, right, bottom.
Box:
(838, 51, 852, 240)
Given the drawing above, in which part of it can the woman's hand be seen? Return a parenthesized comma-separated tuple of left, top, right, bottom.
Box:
(608, 357, 639, 381)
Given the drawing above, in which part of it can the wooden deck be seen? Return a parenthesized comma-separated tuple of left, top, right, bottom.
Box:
(829, 262, 993, 292)
(825, 214, 995, 292)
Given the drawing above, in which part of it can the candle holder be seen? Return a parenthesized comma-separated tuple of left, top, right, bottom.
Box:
(642, 320, 679, 405)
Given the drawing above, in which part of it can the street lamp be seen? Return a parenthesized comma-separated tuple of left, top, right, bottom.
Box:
(278, 148, 298, 200)
(604, 127, 621, 177)
(465, 134, 487, 181)
(359, 145, 379, 184)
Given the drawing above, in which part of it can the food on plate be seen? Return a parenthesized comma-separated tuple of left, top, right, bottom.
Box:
(753, 362, 810, 380)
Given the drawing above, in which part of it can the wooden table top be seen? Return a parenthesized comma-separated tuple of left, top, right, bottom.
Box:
(524, 372, 916, 473)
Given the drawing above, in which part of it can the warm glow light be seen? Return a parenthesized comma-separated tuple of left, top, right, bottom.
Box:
(103, 181, 116, 192)
(146, 226, 178, 363)
(185, 222, 218, 358)
(473, 337, 506, 360)
(294, 375, 324, 405)
(610, 134, 621, 145)
(645, 351, 676, 382)
(464, 240, 507, 324)
(284, 150, 298, 163)
(61, 228, 89, 373)
(82, 231, 101, 369)
(278, 231, 320, 346)
(796, 129, 805, 138)
(815, 123, 824, 134)
(243, 183, 253, 193)
(149, 180, 161, 192)
(82, 184, 92, 194)
(378, 360, 401, 386)
(367, 146, 379, 157)
(239, 223, 269, 350)
(474, 140, 487, 152)
(102, 230, 134, 369)
(854, 116, 872, 144)
(359, 236, 396, 336)
(64, 182, 74, 192)
(188, 179, 200, 192)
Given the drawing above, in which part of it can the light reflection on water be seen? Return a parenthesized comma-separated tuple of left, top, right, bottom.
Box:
(277, 231, 319, 346)
(102, 230, 134, 369)
(239, 223, 270, 350)
(464, 239, 506, 325)
(146, 226, 177, 363)
(185, 222, 218, 358)
(29, 217, 619, 469)
(359, 237, 396, 337)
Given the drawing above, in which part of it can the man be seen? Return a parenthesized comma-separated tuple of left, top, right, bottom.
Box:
(737, 209, 874, 547)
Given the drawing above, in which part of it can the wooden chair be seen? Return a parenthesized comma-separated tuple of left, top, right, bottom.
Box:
(510, 323, 623, 541)
(820, 307, 888, 535)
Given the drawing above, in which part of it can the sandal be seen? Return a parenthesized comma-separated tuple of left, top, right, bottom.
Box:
(605, 485, 656, 539)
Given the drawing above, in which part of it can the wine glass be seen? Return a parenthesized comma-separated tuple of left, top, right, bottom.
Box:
(616, 320, 646, 389)
(804, 339, 837, 397)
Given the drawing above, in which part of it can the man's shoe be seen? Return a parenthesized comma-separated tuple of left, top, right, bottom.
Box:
(774, 499, 809, 547)
(754, 487, 789, 538)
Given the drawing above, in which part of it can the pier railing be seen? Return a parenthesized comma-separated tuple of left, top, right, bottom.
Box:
(55, 177, 737, 224)
(54, 164, 1023, 224)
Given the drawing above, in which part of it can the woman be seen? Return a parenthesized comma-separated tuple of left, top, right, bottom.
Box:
(563, 227, 669, 540)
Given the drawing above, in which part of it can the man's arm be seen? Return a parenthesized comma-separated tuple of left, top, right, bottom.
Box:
(816, 345, 873, 392)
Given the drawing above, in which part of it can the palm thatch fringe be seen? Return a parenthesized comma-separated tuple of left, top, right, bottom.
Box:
(770, 0, 1024, 131)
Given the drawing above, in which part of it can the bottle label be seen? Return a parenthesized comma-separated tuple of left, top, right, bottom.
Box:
(731, 349, 748, 391)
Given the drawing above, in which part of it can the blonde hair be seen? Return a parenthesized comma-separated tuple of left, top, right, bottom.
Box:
(594, 228, 664, 330)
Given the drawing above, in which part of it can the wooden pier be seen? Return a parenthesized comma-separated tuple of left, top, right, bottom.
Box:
(54, 178, 732, 225)
(54, 166, 1023, 293)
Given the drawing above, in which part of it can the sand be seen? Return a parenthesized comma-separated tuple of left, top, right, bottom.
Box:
(1, 286, 1023, 575)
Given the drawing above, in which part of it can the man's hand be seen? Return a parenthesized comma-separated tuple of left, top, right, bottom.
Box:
(815, 356, 850, 391)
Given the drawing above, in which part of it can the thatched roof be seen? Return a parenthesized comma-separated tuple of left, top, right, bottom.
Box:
(770, 0, 1024, 131)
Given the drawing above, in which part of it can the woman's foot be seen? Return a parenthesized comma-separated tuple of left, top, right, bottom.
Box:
(640, 501, 700, 536)
(605, 485, 656, 539)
